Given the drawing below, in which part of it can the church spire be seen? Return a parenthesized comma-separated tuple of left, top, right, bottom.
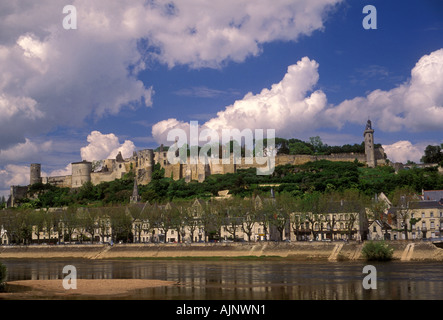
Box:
(130, 179, 141, 204)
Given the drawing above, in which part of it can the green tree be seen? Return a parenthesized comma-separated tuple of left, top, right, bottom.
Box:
(421, 144, 443, 164)
(241, 198, 260, 242)
(309, 136, 326, 154)
(223, 198, 245, 241)
(0, 262, 6, 288)
(391, 187, 418, 240)
(367, 194, 391, 239)
(109, 207, 133, 243)
(62, 207, 79, 243)
(30, 210, 45, 244)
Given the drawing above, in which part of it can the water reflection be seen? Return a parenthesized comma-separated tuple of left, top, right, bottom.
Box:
(2, 259, 443, 300)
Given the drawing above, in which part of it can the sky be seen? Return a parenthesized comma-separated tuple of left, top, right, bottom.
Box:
(1, 0, 443, 198)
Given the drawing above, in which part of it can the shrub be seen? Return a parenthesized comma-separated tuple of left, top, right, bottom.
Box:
(0, 262, 7, 287)
(362, 241, 394, 261)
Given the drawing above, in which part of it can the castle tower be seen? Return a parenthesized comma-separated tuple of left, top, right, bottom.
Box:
(136, 149, 154, 185)
(71, 161, 92, 188)
(30, 163, 42, 185)
(364, 119, 376, 168)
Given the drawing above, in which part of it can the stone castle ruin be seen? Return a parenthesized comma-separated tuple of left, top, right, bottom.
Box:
(7, 121, 385, 207)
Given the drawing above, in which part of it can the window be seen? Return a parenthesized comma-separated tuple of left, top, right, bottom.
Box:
(373, 226, 377, 232)
(422, 212, 425, 218)
(431, 220, 435, 229)
(422, 222, 426, 229)
(430, 212, 434, 218)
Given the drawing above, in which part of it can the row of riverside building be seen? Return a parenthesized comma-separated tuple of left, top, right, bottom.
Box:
(1, 190, 443, 245)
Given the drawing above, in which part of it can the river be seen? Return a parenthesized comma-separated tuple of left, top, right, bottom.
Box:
(2, 259, 443, 300)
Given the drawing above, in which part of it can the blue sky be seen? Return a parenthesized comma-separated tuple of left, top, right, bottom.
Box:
(1, 0, 443, 197)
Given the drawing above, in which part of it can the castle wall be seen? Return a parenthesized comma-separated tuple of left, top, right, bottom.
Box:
(44, 175, 72, 188)
(25, 139, 386, 192)
(9, 185, 29, 207)
(91, 172, 120, 185)
(158, 150, 380, 183)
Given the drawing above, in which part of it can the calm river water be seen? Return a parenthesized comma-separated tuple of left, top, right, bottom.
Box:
(2, 259, 443, 300)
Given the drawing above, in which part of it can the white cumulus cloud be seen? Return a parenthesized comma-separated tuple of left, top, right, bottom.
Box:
(0, 164, 30, 189)
(326, 49, 443, 132)
(152, 57, 329, 143)
(0, 138, 52, 165)
(80, 131, 136, 161)
(151, 49, 443, 147)
(0, 0, 342, 152)
(382, 141, 430, 164)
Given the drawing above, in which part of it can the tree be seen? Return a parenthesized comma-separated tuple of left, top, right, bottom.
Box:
(367, 194, 390, 239)
(223, 198, 244, 241)
(62, 207, 79, 243)
(341, 189, 368, 240)
(128, 204, 149, 243)
(182, 201, 200, 243)
(241, 198, 259, 242)
(257, 198, 276, 241)
(2, 209, 33, 244)
(152, 204, 174, 243)
(309, 136, 326, 154)
(97, 213, 111, 243)
(421, 144, 443, 164)
(274, 138, 290, 155)
(169, 202, 187, 243)
(271, 194, 294, 241)
(43, 210, 59, 243)
(299, 192, 327, 240)
(391, 187, 418, 240)
(30, 210, 45, 244)
(288, 139, 313, 155)
(0, 261, 6, 288)
(109, 206, 133, 243)
(78, 208, 98, 243)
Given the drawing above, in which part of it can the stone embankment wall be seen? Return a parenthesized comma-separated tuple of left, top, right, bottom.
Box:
(1, 241, 442, 261)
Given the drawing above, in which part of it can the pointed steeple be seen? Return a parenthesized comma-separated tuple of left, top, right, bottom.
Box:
(130, 179, 141, 204)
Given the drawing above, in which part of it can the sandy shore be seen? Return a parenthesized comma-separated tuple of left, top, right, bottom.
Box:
(0, 279, 176, 299)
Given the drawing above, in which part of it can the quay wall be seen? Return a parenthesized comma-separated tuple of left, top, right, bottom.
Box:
(1, 241, 442, 261)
